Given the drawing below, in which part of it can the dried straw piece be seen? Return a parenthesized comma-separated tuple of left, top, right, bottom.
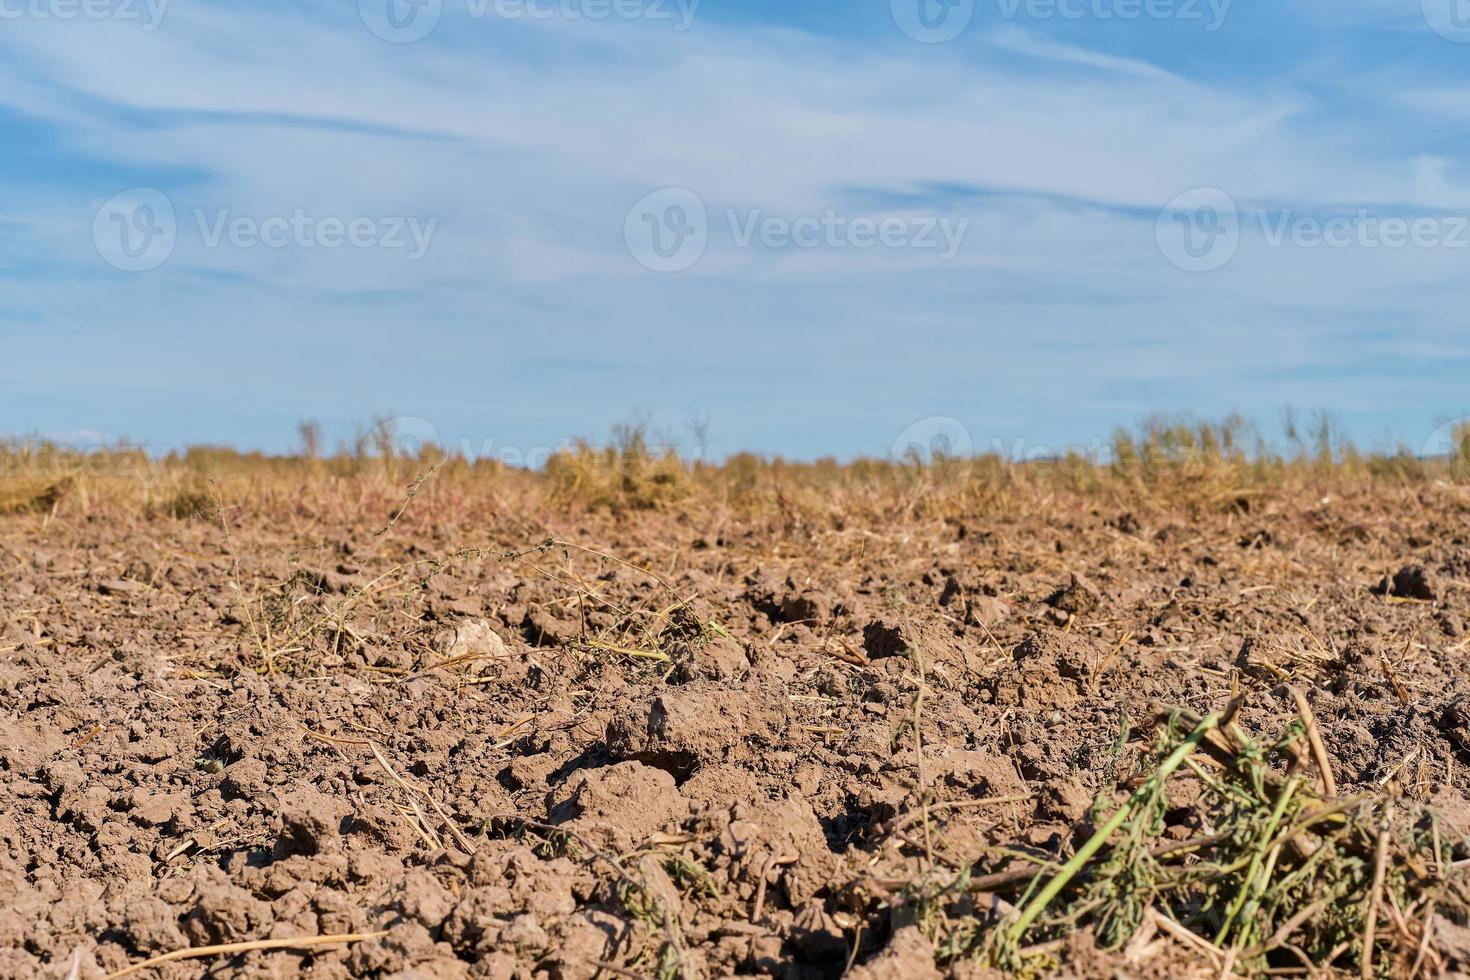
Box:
(101, 930, 387, 979)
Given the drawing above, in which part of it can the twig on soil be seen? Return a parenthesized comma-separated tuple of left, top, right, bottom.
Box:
(1288, 686, 1337, 799)
(751, 853, 776, 922)
(1409, 900, 1437, 979)
(1361, 816, 1391, 979)
(842, 922, 864, 976)
(372, 460, 445, 540)
(301, 727, 475, 854)
(1239, 898, 1329, 960)
(751, 851, 799, 922)
(1143, 907, 1224, 967)
(1092, 630, 1133, 689)
(890, 793, 1034, 834)
(100, 930, 388, 979)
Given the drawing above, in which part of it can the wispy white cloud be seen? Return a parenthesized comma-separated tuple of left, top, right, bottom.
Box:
(985, 26, 1179, 81)
(0, 4, 1467, 454)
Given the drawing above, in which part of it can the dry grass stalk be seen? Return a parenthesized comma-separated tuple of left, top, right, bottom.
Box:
(100, 930, 388, 979)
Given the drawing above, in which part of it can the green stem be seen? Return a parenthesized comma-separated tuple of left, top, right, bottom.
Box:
(1216, 775, 1301, 946)
(1007, 710, 1222, 943)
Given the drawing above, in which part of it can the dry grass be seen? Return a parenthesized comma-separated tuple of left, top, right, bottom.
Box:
(99, 932, 389, 980)
(3, 416, 1464, 530)
(0, 474, 71, 516)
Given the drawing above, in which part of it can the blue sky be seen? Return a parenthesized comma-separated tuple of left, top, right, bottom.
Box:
(3, 0, 1469, 461)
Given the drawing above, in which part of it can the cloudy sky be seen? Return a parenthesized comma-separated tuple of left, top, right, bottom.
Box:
(3, 0, 1469, 460)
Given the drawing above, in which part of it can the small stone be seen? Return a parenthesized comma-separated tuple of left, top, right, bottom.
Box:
(130, 789, 186, 826)
(434, 620, 511, 659)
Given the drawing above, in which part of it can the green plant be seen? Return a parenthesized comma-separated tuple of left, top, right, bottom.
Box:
(891, 700, 1466, 976)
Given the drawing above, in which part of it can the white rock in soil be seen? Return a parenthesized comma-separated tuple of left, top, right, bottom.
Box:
(435, 619, 510, 659)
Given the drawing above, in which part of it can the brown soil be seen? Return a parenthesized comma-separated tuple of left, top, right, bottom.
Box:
(2, 466, 1470, 978)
